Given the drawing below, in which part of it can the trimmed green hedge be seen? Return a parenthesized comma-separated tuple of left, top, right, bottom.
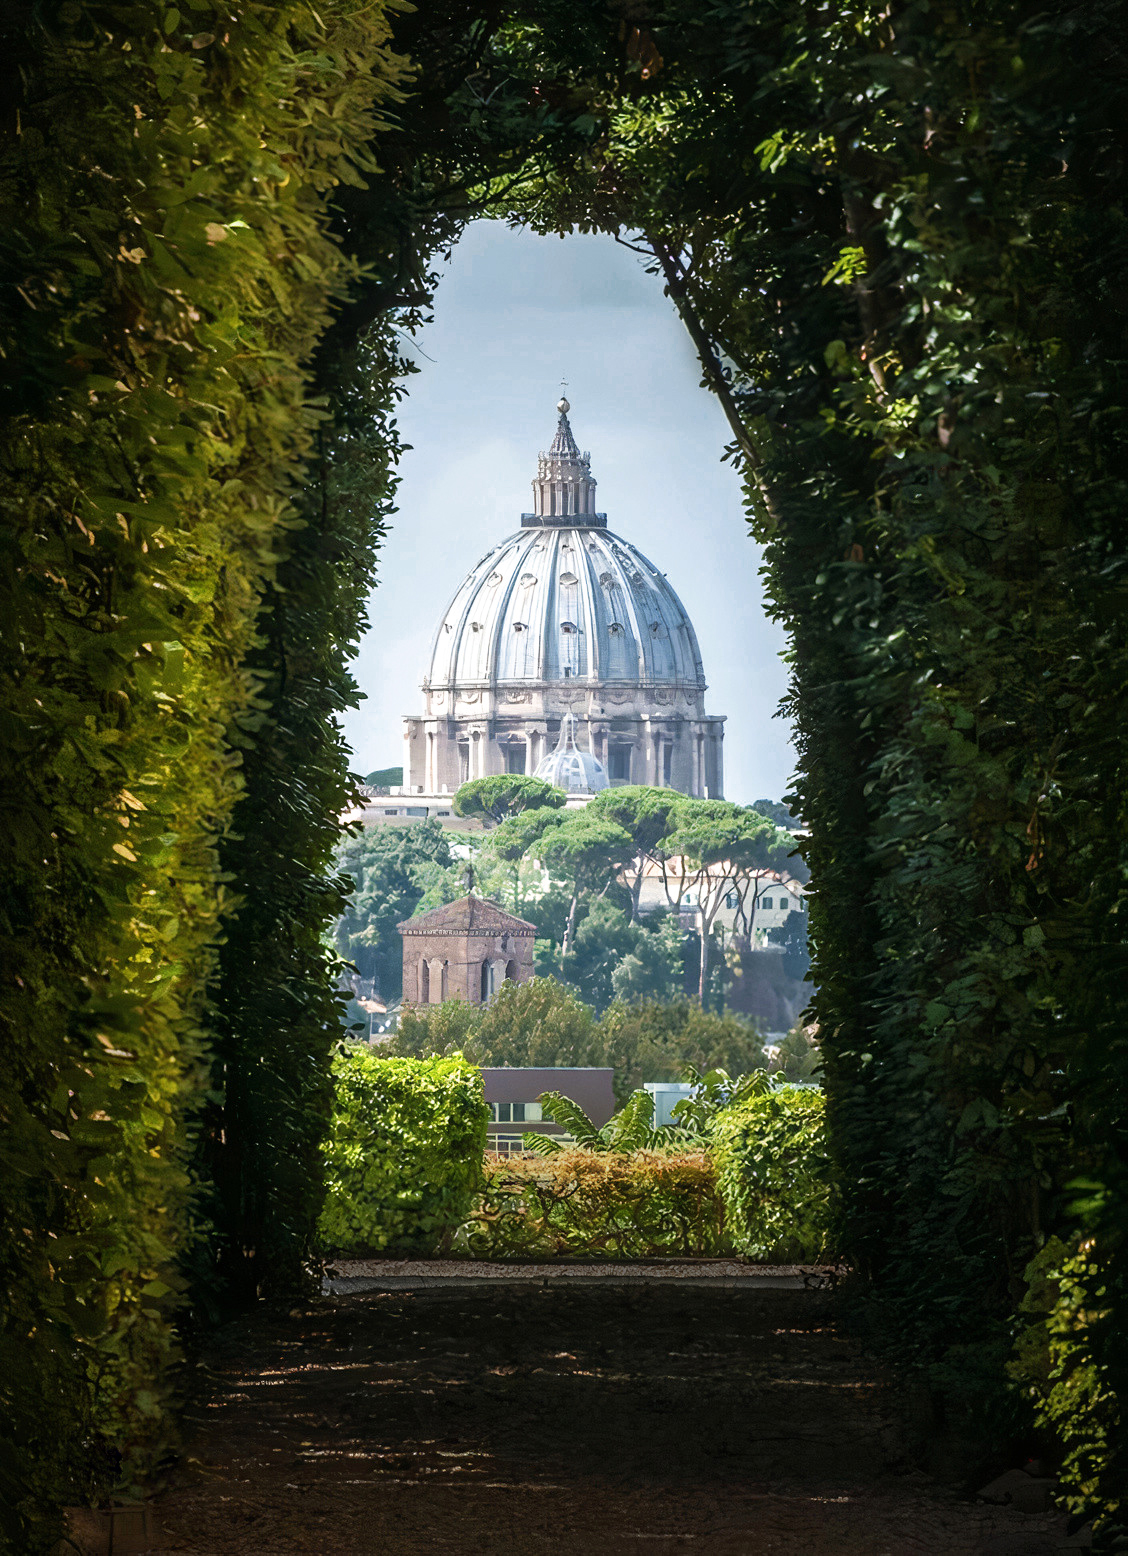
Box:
(710, 1086, 831, 1262)
(0, 3, 407, 1544)
(319, 1053, 488, 1254)
(458, 1149, 726, 1260)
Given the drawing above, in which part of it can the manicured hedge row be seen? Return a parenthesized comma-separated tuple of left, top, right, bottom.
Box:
(460, 1148, 726, 1260)
(710, 1086, 831, 1262)
(319, 1053, 489, 1255)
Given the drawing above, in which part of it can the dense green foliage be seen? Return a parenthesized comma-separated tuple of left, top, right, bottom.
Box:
(319, 1051, 487, 1255)
(335, 819, 453, 1003)
(0, 0, 406, 1543)
(452, 774, 564, 825)
(7, 0, 1128, 1539)
(492, 0, 1128, 1525)
(711, 1086, 831, 1262)
(392, 979, 765, 1102)
(1010, 1238, 1119, 1520)
(522, 1087, 680, 1155)
(459, 1150, 725, 1260)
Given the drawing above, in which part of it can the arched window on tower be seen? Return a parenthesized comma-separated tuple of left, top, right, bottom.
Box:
(505, 959, 519, 983)
(419, 959, 430, 1003)
(480, 960, 491, 1002)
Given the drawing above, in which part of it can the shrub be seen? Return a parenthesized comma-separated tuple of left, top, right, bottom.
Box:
(710, 1085, 831, 1261)
(458, 1150, 726, 1260)
(319, 1052, 488, 1255)
(598, 999, 766, 1102)
(392, 977, 598, 1067)
(1009, 1237, 1119, 1532)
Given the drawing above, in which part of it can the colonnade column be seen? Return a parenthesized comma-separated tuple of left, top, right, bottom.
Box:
(641, 720, 656, 785)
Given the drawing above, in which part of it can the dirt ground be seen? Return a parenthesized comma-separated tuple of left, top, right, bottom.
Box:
(153, 1280, 1072, 1555)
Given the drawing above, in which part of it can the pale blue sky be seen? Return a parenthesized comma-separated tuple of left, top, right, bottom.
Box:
(340, 221, 795, 806)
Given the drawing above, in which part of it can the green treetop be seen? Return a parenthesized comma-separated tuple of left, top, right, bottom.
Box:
(586, 785, 683, 920)
(661, 802, 794, 1003)
(453, 774, 565, 827)
(534, 810, 637, 963)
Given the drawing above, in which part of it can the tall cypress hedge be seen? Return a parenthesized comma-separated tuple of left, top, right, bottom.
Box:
(520, 0, 1127, 1523)
(0, 3, 408, 1546)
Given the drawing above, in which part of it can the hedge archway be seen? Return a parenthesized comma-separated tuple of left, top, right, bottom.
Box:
(2, 1, 1125, 1547)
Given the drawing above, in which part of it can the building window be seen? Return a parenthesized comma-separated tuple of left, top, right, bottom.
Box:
(480, 961, 490, 1002)
(505, 958, 520, 982)
(383, 808, 400, 816)
(505, 745, 526, 774)
(662, 744, 672, 786)
(762, 896, 773, 909)
(406, 806, 427, 817)
(725, 892, 739, 910)
(608, 744, 631, 783)
(458, 744, 470, 783)
(420, 960, 430, 1002)
(489, 1103, 543, 1123)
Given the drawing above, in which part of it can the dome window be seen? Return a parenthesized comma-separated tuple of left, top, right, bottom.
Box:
(486, 570, 503, 586)
(470, 621, 483, 633)
(599, 572, 616, 589)
(608, 623, 625, 636)
(559, 571, 578, 587)
(649, 621, 668, 639)
(512, 622, 527, 633)
(520, 572, 537, 587)
(561, 621, 579, 635)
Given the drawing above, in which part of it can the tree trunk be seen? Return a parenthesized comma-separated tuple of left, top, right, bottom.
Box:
(561, 889, 579, 967)
(698, 909, 709, 1004)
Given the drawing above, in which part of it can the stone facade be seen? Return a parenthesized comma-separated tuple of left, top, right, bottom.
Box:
(397, 895, 536, 1008)
(402, 398, 725, 800)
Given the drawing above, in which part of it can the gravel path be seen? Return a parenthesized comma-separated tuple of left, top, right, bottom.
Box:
(152, 1281, 1076, 1555)
(324, 1258, 838, 1291)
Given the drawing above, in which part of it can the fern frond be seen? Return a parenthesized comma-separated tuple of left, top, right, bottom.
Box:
(522, 1131, 564, 1156)
(537, 1091, 602, 1147)
(602, 1089, 655, 1150)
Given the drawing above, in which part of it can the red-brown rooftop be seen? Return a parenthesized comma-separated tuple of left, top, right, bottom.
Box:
(397, 894, 536, 937)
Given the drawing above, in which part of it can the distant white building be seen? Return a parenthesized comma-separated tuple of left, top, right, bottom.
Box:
(628, 856, 807, 944)
(399, 396, 726, 802)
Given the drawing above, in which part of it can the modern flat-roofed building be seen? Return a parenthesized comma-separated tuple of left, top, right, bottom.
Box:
(481, 1066, 615, 1156)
